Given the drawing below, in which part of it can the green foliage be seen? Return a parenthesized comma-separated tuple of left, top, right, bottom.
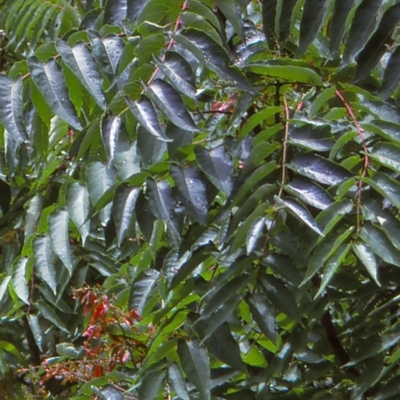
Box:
(0, 0, 400, 398)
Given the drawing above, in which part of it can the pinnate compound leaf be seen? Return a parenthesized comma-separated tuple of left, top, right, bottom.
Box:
(112, 185, 140, 246)
(146, 79, 198, 132)
(353, 242, 380, 286)
(126, 95, 171, 141)
(177, 339, 210, 400)
(33, 236, 57, 294)
(48, 209, 73, 274)
(359, 223, 400, 267)
(168, 363, 189, 400)
(11, 257, 29, 305)
(354, 3, 400, 82)
(275, 196, 324, 236)
(66, 182, 90, 245)
(170, 164, 208, 225)
(28, 57, 82, 130)
(0, 76, 27, 141)
(342, 0, 384, 64)
(298, 0, 330, 56)
(195, 146, 233, 195)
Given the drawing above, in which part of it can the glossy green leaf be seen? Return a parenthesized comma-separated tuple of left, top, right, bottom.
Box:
(364, 171, 400, 210)
(353, 242, 380, 286)
(298, 0, 330, 56)
(89, 30, 124, 80)
(0, 76, 27, 141)
(137, 126, 166, 168)
(204, 322, 247, 372)
(104, 0, 127, 25)
(33, 235, 57, 294)
(261, 275, 300, 321)
(138, 368, 165, 400)
(315, 243, 352, 298)
(11, 257, 29, 304)
(27, 57, 82, 130)
(278, 0, 298, 44)
(284, 178, 333, 210)
(56, 40, 106, 110)
(369, 142, 400, 172)
(174, 29, 255, 93)
(126, 95, 171, 141)
(48, 209, 73, 274)
(66, 182, 90, 245)
(195, 145, 233, 195)
(112, 185, 140, 246)
(146, 178, 181, 246)
(289, 124, 335, 152)
(170, 245, 214, 289)
(247, 294, 277, 343)
(170, 164, 208, 225)
(214, 0, 244, 41)
(342, 0, 384, 64)
(101, 114, 122, 165)
(246, 216, 265, 254)
(290, 153, 352, 185)
(168, 363, 190, 400)
(302, 227, 354, 285)
(275, 196, 324, 236)
(354, 3, 400, 82)
(359, 222, 400, 267)
(329, 0, 357, 54)
(380, 47, 400, 99)
(154, 52, 196, 98)
(262, 0, 278, 49)
(245, 64, 324, 86)
(178, 339, 210, 400)
(129, 269, 159, 316)
(146, 79, 198, 132)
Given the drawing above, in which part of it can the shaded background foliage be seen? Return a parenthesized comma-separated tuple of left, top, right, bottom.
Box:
(0, 0, 399, 398)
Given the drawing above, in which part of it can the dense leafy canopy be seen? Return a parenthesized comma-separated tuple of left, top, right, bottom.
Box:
(0, 0, 400, 398)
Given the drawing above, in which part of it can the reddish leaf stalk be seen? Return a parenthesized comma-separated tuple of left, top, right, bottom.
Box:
(335, 89, 369, 231)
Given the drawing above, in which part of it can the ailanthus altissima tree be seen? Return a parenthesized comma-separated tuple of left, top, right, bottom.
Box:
(0, 0, 400, 398)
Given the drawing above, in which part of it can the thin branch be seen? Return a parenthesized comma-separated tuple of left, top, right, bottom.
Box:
(335, 89, 369, 231)
(277, 95, 290, 198)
